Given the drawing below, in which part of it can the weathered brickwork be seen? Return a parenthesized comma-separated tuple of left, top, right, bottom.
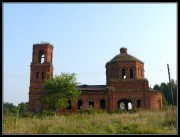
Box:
(29, 43, 53, 112)
(29, 44, 162, 112)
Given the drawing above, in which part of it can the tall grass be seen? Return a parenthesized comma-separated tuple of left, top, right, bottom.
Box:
(3, 106, 177, 134)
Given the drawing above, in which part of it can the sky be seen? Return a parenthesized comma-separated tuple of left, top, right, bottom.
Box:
(3, 3, 177, 106)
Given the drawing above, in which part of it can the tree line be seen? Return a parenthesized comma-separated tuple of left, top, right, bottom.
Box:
(3, 102, 29, 117)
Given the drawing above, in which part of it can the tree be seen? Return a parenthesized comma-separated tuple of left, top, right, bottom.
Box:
(17, 102, 28, 116)
(3, 102, 17, 116)
(153, 84, 161, 91)
(39, 72, 81, 112)
(169, 79, 177, 106)
(153, 79, 177, 106)
(161, 93, 168, 106)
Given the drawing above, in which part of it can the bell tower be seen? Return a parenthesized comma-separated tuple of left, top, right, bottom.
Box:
(29, 42, 54, 112)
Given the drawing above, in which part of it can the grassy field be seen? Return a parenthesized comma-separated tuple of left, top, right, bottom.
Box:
(3, 106, 177, 134)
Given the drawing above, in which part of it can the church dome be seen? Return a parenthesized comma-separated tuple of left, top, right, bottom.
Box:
(106, 47, 143, 64)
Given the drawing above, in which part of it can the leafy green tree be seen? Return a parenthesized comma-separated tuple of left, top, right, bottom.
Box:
(160, 82, 170, 104)
(39, 72, 81, 112)
(161, 93, 168, 106)
(3, 102, 17, 116)
(153, 79, 177, 106)
(17, 102, 28, 116)
(153, 84, 161, 91)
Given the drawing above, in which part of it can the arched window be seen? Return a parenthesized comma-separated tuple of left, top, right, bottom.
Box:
(66, 100, 72, 110)
(130, 68, 133, 78)
(137, 100, 141, 108)
(89, 101, 94, 108)
(128, 102, 132, 110)
(38, 50, 44, 64)
(122, 68, 126, 79)
(100, 99, 105, 110)
(42, 72, 44, 79)
(77, 100, 83, 110)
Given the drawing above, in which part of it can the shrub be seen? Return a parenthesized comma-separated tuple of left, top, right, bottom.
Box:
(36, 110, 55, 118)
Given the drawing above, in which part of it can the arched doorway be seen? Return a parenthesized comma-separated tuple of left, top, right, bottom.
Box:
(117, 99, 131, 110)
(100, 99, 105, 110)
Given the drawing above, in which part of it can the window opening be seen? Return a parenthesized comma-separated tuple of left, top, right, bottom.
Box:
(89, 101, 94, 109)
(130, 68, 133, 78)
(42, 72, 44, 79)
(100, 99, 105, 110)
(137, 100, 141, 108)
(122, 68, 126, 79)
(78, 100, 83, 110)
(38, 50, 45, 64)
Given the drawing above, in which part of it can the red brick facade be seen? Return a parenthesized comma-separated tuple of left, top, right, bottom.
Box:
(29, 43, 53, 112)
(29, 44, 162, 112)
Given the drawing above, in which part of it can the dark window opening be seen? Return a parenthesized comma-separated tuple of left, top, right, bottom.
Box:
(130, 68, 133, 78)
(78, 100, 83, 110)
(66, 100, 72, 110)
(89, 101, 94, 108)
(100, 99, 105, 110)
(42, 72, 44, 79)
(36, 72, 39, 80)
(137, 100, 141, 108)
(122, 68, 126, 79)
(38, 50, 45, 64)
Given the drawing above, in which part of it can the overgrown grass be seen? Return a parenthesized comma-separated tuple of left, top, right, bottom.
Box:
(3, 106, 177, 134)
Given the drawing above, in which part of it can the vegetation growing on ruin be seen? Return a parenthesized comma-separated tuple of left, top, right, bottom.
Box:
(106, 54, 144, 64)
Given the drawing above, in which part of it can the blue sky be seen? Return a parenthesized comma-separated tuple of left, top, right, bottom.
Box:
(3, 3, 177, 106)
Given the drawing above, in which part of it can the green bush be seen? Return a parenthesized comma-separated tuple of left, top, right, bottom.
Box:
(128, 108, 138, 113)
(78, 108, 97, 114)
(21, 111, 34, 118)
(118, 109, 127, 114)
(36, 110, 55, 118)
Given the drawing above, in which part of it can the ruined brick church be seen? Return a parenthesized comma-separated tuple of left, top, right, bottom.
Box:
(29, 43, 162, 112)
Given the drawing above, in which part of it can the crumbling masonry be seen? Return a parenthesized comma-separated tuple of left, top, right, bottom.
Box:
(29, 43, 162, 112)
